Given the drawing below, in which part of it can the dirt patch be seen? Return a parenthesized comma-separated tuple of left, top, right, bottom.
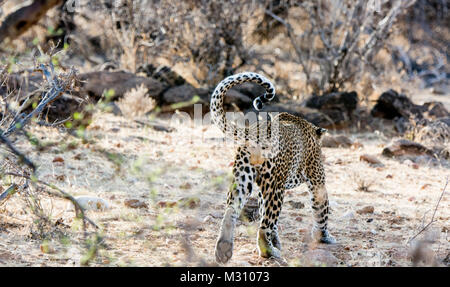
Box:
(0, 111, 448, 266)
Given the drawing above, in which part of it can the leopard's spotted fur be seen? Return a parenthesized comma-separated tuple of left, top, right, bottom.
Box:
(211, 72, 336, 264)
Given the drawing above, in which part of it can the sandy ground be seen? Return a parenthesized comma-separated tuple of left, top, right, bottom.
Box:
(0, 107, 449, 267)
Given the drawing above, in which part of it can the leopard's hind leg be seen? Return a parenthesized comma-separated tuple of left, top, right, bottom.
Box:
(215, 146, 256, 264)
(304, 160, 336, 244)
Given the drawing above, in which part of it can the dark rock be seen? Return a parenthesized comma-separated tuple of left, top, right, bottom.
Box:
(136, 64, 186, 86)
(251, 103, 335, 129)
(305, 91, 358, 114)
(44, 94, 94, 125)
(162, 84, 253, 115)
(231, 82, 266, 99)
(161, 84, 209, 115)
(371, 89, 425, 120)
(162, 84, 208, 104)
(357, 205, 374, 214)
(360, 154, 384, 166)
(321, 135, 353, 148)
(382, 139, 435, 158)
(423, 102, 449, 119)
(222, 89, 253, 109)
(304, 91, 358, 128)
(78, 71, 166, 101)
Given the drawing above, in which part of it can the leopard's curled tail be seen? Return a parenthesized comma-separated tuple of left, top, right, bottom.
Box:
(210, 72, 276, 135)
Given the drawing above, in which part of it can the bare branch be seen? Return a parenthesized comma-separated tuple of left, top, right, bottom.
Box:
(2, 62, 77, 137)
(3, 171, 99, 231)
(408, 177, 448, 244)
(0, 130, 36, 170)
(0, 0, 63, 44)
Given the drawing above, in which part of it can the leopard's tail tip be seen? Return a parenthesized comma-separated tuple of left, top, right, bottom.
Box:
(253, 97, 263, 111)
(253, 92, 275, 111)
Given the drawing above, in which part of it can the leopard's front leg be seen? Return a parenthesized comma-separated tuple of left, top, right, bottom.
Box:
(257, 182, 284, 258)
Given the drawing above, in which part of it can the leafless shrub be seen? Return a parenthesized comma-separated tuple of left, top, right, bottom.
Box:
(117, 83, 155, 117)
(265, 0, 417, 95)
(0, 48, 102, 264)
(394, 0, 449, 87)
(66, 0, 262, 86)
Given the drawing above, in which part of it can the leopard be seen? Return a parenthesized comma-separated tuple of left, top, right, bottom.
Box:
(210, 72, 336, 264)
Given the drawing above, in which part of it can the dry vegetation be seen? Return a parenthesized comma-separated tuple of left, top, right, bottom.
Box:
(0, 0, 448, 267)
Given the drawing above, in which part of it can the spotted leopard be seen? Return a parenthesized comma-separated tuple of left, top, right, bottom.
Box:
(210, 72, 336, 264)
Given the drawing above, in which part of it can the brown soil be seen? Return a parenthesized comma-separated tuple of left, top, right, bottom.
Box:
(0, 108, 448, 267)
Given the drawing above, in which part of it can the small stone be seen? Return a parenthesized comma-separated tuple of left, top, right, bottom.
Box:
(73, 153, 83, 160)
(302, 249, 339, 267)
(382, 139, 434, 158)
(179, 182, 192, 189)
(421, 184, 431, 190)
(352, 142, 364, 149)
(360, 154, 384, 166)
(157, 201, 177, 208)
(40, 241, 56, 254)
(341, 210, 355, 219)
(357, 206, 374, 214)
(321, 135, 353, 148)
(124, 199, 148, 209)
(295, 216, 303, 222)
(52, 157, 64, 164)
(367, 218, 373, 223)
(178, 197, 200, 209)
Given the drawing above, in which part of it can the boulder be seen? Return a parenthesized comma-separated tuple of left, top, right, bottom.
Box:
(423, 102, 449, 119)
(415, 118, 450, 147)
(371, 89, 425, 119)
(78, 71, 166, 101)
(230, 82, 266, 100)
(161, 84, 253, 115)
(304, 91, 358, 128)
(321, 135, 353, 148)
(382, 139, 435, 158)
(136, 64, 186, 87)
(251, 103, 336, 129)
(161, 84, 209, 115)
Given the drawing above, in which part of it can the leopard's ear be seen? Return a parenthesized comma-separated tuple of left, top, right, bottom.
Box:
(315, 127, 327, 138)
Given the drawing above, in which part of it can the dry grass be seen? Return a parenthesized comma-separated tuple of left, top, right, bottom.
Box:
(116, 84, 156, 118)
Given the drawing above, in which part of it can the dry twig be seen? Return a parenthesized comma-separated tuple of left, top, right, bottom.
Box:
(408, 177, 448, 244)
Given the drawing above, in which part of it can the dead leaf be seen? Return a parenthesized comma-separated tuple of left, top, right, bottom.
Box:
(52, 157, 64, 163)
